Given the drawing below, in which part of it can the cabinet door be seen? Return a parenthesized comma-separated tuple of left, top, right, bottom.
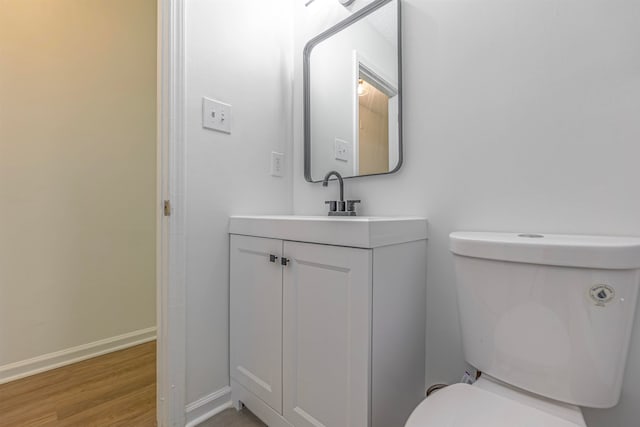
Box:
(283, 241, 372, 427)
(230, 235, 283, 413)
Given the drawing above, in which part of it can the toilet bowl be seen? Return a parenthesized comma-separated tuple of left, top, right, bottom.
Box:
(404, 232, 640, 427)
(405, 376, 586, 427)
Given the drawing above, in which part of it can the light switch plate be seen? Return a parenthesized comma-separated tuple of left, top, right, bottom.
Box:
(203, 97, 232, 134)
(334, 138, 350, 162)
(271, 152, 284, 177)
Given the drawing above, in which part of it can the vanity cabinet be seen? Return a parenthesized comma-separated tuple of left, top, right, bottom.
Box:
(230, 235, 283, 412)
(229, 216, 427, 427)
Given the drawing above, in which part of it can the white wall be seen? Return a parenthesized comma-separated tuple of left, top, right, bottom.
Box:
(293, 1, 640, 426)
(184, 0, 293, 415)
(0, 0, 156, 379)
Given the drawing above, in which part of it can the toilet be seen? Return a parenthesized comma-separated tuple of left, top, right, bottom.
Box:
(406, 232, 640, 427)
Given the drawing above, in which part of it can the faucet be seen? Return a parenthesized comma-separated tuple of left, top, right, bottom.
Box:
(322, 171, 360, 216)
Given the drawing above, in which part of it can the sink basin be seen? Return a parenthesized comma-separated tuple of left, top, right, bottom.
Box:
(229, 215, 428, 248)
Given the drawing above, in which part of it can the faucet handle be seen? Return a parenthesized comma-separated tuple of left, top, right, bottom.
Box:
(346, 200, 361, 212)
(325, 200, 337, 212)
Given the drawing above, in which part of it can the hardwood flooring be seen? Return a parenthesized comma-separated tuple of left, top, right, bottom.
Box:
(0, 341, 156, 427)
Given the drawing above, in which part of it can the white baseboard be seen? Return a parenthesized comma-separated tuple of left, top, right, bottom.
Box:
(231, 380, 293, 427)
(185, 386, 232, 427)
(0, 326, 157, 385)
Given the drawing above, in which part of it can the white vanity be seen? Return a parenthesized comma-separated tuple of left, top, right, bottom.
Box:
(229, 215, 428, 427)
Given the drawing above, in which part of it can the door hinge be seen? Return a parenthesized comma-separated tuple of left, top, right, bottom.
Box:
(163, 200, 172, 217)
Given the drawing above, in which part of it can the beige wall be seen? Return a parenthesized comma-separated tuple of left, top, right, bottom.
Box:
(0, 0, 156, 367)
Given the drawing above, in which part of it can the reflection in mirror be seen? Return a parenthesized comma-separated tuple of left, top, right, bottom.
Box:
(356, 59, 398, 175)
(304, 0, 401, 182)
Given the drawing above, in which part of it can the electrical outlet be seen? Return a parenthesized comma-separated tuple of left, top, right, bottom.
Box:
(271, 152, 284, 177)
(202, 97, 232, 134)
(334, 138, 349, 162)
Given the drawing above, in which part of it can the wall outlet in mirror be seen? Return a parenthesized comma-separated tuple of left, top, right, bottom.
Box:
(334, 139, 350, 162)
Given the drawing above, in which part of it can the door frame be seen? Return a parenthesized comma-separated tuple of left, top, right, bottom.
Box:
(157, 0, 187, 425)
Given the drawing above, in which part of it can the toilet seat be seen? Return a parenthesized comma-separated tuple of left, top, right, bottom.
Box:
(405, 382, 586, 427)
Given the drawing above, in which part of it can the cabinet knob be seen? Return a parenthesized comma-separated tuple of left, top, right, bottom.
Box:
(269, 254, 278, 263)
(281, 257, 290, 266)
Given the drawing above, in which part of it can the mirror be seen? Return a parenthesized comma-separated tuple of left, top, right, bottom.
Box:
(304, 0, 402, 182)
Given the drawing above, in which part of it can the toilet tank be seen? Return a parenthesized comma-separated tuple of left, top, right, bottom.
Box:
(450, 232, 640, 408)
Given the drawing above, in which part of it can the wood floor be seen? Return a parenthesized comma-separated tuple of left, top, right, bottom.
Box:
(0, 341, 156, 427)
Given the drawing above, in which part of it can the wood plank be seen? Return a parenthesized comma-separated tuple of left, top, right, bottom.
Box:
(56, 383, 156, 426)
(0, 341, 156, 427)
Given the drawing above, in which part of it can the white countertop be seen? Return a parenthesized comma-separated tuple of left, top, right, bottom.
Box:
(229, 215, 428, 248)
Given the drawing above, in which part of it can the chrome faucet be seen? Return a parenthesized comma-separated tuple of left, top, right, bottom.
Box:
(322, 171, 360, 216)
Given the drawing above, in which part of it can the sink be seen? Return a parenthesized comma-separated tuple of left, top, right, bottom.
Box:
(229, 215, 428, 248)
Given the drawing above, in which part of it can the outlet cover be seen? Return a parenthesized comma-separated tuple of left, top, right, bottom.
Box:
(202, 97, 232, 134)
(334, 138, 350, 162)
(271, 152, 284, 177)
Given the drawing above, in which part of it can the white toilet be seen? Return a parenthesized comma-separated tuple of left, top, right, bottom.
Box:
(406, 231, 640, 427)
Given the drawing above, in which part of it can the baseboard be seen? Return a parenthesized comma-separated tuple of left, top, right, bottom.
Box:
(0, 326, 157, 385)
(231, 379, 293, 427)
(185, 386, 232, 427)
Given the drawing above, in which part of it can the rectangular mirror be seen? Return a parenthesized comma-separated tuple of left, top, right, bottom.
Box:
(304, 0, 402, 182)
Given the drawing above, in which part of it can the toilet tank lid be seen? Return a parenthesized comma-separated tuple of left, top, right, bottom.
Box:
(450, 232, 640, 269)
